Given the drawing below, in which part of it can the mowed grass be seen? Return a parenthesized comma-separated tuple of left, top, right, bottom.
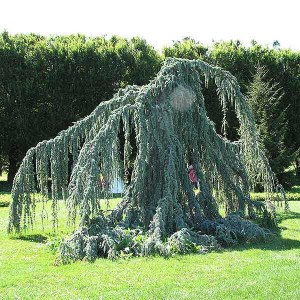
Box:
(0, 192, 10, 207)
(251, 185, 300, 202)
(0, 171, 7, 182)
(0, 195, 299, 299)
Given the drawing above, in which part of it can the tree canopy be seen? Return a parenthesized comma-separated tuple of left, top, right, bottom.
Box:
(1, 34, 299, 184)
(0, 32, 161, 183)
(8, 58, 280, 262)
(246, 66, 292, 185)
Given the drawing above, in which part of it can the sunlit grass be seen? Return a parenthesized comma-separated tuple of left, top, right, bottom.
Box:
(251, 185, 300, 201)
(0, 193, 299, 299)
(0, 192, 10, 207)
(2, 194, 121, 237)
(0, 171, 7, 182)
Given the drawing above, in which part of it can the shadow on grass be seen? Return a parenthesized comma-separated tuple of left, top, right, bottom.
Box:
(232, 210, 300, 252)
(5, 198, 300, 254)
(276, 211, 300, 223)
(11, 234, 48, 243)
(0, 183, 12, 193)
(232, 235, 300, 252)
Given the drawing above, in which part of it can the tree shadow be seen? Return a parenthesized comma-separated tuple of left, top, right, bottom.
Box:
(11, 234, 48, 243)
(276, 210, 300, 223)
(232, 236, 300, 252)
(232, 209, 300, 252)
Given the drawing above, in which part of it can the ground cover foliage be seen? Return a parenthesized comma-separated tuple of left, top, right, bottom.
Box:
(8, 58, 285, 262)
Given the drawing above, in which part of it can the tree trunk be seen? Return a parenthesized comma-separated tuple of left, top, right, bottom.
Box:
(296, 158, 300, 177)
(7, 153, 19, 184)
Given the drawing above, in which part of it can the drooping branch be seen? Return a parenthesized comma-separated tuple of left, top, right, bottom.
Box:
(8, 58, 280, 262)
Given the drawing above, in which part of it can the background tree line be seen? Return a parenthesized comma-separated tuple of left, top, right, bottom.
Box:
(0, 32, 161, 183)
(0, 33, 299, 186)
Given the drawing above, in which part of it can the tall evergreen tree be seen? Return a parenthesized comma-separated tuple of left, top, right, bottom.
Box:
(246, 66, 291, 185)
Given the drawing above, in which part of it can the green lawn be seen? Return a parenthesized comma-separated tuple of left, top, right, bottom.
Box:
(251, 185, 300, 201)
(0, 196, 299, 299)
(0, 192, 10, 207)
(0, 172, 7, 182)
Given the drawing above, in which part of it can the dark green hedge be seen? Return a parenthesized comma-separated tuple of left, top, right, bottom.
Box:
(0, 33, 299, 183)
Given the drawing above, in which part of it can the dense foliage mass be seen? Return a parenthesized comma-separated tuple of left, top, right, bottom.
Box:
(8, 58, 281, 262)
(1, 34, 299, 183)
(246, 66, 291, 184)
(163, 39, 300, 180)
(1, 34, 300, 184)
(0, 32, 161, 183)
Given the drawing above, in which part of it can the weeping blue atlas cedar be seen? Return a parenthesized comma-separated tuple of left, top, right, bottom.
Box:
(8, 58, 285, 262)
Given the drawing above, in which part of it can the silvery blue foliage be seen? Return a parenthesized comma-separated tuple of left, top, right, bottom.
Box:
(8, 58, 280, 262)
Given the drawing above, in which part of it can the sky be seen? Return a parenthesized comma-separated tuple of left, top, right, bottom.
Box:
(1, 0, 299, 51)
